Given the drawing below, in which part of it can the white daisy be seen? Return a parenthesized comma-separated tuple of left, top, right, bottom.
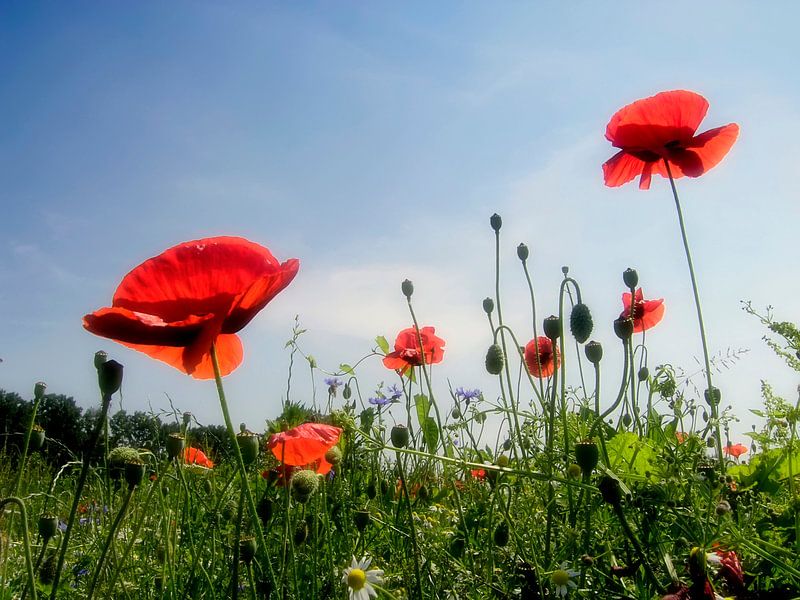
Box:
(342, 555, 384, 600)
(550, 563, 579, 597)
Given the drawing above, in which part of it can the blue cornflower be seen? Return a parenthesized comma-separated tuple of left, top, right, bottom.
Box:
(325, 377, 343, 388)
(455, 388, 482, 405)
(386, 384, 403, 401)
(369, 396, 390, 407)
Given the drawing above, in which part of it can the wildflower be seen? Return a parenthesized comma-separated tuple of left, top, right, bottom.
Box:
(83, 237, 299, 379)
(383, 326, 445, 375)
(603, 90, 739, 190)
(342, 555, 384, 600)
(455, 388, 481, 405)
(470, 468, 486, 480)
(325, 377, 343, 396)
(184, 447, 214, 469)
(386, 384, 403, 401)
(675, 431, 689, 443)
(551, 563, 579, 597)
(268, 422, 342, 475)
(368, 396, 391, 407)
(524, 336, 560, 378)
(723, 443, 748, 458)
(621, 288, 665, 333)
(707, 549, 745, 590)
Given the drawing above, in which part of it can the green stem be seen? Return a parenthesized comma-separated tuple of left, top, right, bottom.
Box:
(0, 497, 37, 600)
(13, 385, 45, 497)
(664, 160, 724, 475)
(87, 485, 135, 600)
(396, 452, 424, 600)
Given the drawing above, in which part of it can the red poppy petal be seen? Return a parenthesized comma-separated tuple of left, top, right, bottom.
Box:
(383, 353, 411, 372)
(112, 237, 287, 323)
(681, 123, 739, 175)
(224, 259, 300, 333)
(602, 151, 647, 187)
(635, 300, 665, 333)
(83, 307, 215, 346)
(268, 423, 341, 466)
(606, 90, 709, 149)
(316, 456, 333, 475)
(117, 333, 243, 379)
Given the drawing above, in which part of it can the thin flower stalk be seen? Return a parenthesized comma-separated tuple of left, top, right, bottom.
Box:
(0, 497, 37, 600)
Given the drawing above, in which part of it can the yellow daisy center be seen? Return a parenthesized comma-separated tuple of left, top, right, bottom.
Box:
(347, 568, 367, 590)
(551, 569, 570, 586)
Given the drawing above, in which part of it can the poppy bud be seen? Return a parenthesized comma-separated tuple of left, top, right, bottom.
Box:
(485, 344, 505, 375)
(30, 424, 45, 451)
(354, 509, 371, 532)
(482, 297, 494, 315)
(493, 521, 510, 547)
(502, 439, 512, 451)
(97, 359, 124, 397)
(598, 475, 622, 506)
(562, 266, 569, 276)
(516, 243, 529, 261)
(324, 446, 342, 465)
(622, 413, 632, 427)
(39, 552, 57, 585)
(451, 407, 461, 419)
(391, 425, 409, 449)
(567, 463, 582, 479)
(38, 515, 58, 541)
(584, 341, 603, 364)
(637, 367, 649, 382)
(613, 317, 634, 340)
(34, 381, 47, 400)
(401, 279, 414, 299)
(293, 522, 308, 545)
(575, 440, 599, 476)
(418, 485, 430, 501)
(166, 433, 185, 460)
(496, 454, 509, 468)
(94, 350, 108, 369)
(257, 496, 273, 525)
(581, 554, 594, 567)
(543, 315, 561, 340)
(125, 459, 145, 489)
(704, 387, 721, 407)
(236, 431, 260, 465)
(291, 470, 319, 503)
(380, 478, 389, 497)
(569, 303, 593, 344)
(489, 213, 502, 232)
(239, 537, 257, 565)
(342, 383, 352, 400)
(622, 268, 639, 289)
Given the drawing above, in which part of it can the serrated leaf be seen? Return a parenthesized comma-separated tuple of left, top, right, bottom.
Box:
(375, 335, 390, 354)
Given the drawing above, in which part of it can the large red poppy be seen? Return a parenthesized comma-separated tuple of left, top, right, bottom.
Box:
(723, 443, 748, 458)
(621, 288, 665, 333)
(603, 90, 739, 190)
(83, 237, 299, 379)
(184, 447, 214, 469)
(524, 336, 560, 378)
(382, 326, 445, 375)
(268, 422, 342, 475)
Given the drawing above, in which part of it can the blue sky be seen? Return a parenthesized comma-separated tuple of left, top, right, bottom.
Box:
(2, 3, 798, 441)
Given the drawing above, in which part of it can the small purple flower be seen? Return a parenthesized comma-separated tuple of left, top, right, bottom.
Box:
(387, 384, 403, 401)
(325, 377, 343, 388)
(58, 520, 68, 532)
(369, 396, 391, 407)
(455, 387, 481, 405)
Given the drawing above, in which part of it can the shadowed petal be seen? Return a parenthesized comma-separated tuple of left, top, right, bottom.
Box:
(224, 258, 300, 333)
(83, 307, 215, 346)
(602, 150, 646, 188)
(118, 333, 243, 379)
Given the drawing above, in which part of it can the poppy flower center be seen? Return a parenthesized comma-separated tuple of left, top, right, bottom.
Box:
(399, 348, 423, 365)
(629, 303, 645, 320)
(664, 139, 683, 149)
(347, 568, 366, 590)
(551, 569, 570, 586)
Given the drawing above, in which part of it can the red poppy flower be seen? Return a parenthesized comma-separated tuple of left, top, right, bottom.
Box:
(83, 236, 299, 379)
(603, 90, 739, 190)
(524, 336, 560, 378)
(267, 422, 342, 476)
(470, 468, 486, 480)
(382, 326, 445, 375)
(184, 447, 214, 469)
(621, 288, 665, 333)
(723, 443, 748, 458)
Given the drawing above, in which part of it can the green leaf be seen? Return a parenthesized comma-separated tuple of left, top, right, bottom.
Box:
(415, 394, 430, 431)
(422, 417, 439, 454)
(339, 363, 354, 375)
(605, 432, 656, 480)
(375, 335, 390, 354)
(360, 408, 375, 432)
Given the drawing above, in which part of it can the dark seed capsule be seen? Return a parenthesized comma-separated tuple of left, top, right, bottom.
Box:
(570, 303, 593, 344)
(493, 521, 510, 547)
(585, 341, 603, 364)
(485, 344, 505, 375)
(489, 213, 502, 232)
(623, 268, 639, 289)
(543, 315, 561, 340)
(482, 297, 494, 315)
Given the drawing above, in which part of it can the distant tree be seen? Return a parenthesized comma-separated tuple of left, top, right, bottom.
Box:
(37, 394, 86, 463)
(109, 410, 163, 449)
(0, 389, 30, 456)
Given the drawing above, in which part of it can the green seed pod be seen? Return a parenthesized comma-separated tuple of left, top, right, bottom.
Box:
(324, 446, 342, 466)
(613, 317, 634, 341)
(125, 459, 145, 489)
(38, 515, 58, 541)
(94, 350, 108, 370)
(516, 243, 529, 261)
(166, 433, 185, 460)
(574, 440, 599, 476)
(704, 387, 721, 407)
(585, 341, 603, 364)
(543, 315, 561, 340)
(257, 495, 273, 525)
(293, 522, 308, 545)
(291, 470, 319, 503)
(354, 509, 371, 532)
(390, 425, 409, 449)
(34, 381, 47, 400)
(489, 213, 502, 232)
(622, 268, 639, 289)
(598, 475, 623, 506)
(29, 424, 46, 451)
(401, 279, 414, 299)
(485, 344, 505, 375)
(108, 446, 141, 480)
(97, 359, 124, 397)
(482, 297, 495, 315)
(239, 537, 257, 565)
(567, 463, 582, 479)
(569, 303, 593, 344)
(697, 462, 716, 481)
(493, 521, 510, 547)
(638, 367, 649, 382)
(342, 383, 352, 400)
(236, 431, 260, 465)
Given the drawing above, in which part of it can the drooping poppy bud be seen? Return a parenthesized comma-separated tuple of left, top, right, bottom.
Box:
(401, 279, 414, 299)
(622, 268, 639, 289)
(489, 213, 502, 232)
(638, 367, 649, 382)
(613, 317, 634, 340)
(293, 521, 309, 545)
(704, 387, 721, 407)
(570, 303, 593, 343)
(482, 297, 494, 315)
(485, 344, 505, 375)
(575, 440, 599, 476)
(567, 463, 582, 479)
(390, 425, 409, 449)
(342, 383, 352, 400)
(366, 479, 377, 499)
(324, 446, 342, 465)
(516, 243, 529, 261)
(543, 315, 561, 340)
(585, 341, 603, 364)
(239, 537, 257, 565)
(97, 359, 124, 397)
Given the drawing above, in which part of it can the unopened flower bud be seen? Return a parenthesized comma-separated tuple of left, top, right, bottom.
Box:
(401, 279, 414, 299)
(489, 213, 502, 232)
(704, 387, 721, 407)
(324, 446, 342, 465)
(585, 341, 603, 364)
(342, 383, 352, 400)
(97, 359, 124, 397)
(623, 268, 639, 289)
(34, 381, 47, 400)
(716, 500, 732, 516)
(598, 475, 623, 506)
(482, 297, 494, 315)
(543, 315, 561, 340)
(493, 521, 510, 547)
(236, 432, 260, 466)
(291, 470, 319, 503)
(257, 496, 273, 525)
(516, 243, 529, 261)
(638, 367, 649, 382)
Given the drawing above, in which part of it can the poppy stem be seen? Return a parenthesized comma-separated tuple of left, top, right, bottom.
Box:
(0, 497, 37, 600)
(210, 343, 277, 596)
(663, 160, 725, 475)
